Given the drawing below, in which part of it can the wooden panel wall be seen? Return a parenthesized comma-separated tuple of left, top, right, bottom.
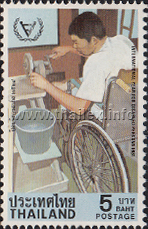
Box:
(8, 10, 120, 79)
(97, 9, 118, 37)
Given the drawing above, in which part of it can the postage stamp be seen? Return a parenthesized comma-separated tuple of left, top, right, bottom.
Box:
(1, 1, 146, 227)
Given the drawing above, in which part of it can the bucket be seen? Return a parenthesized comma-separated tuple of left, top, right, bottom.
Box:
(15, 108, 56, 154)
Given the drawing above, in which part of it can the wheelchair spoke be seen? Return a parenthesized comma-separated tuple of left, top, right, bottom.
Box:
(84, 130, 95, 155)
(75, 153, 115, 192)
(74, 141, 90, 164)
(95, 175, 114, 192)
(82, 175, 95, 192)
(68, 122, 129, 193)
(80, 172, 90, 179)
(97, 167, 112, 171)
(80, 128, 111, 169)
(79, 176, 90, 184)
(85, 179, 93, 191)
(85, 131, 97, 161)
(98, 160, 109, 164)
(94, 175, 114, 192)
(76, 131, 92, 162)
(75, 132, 116, 191)
(95, 144, 103, 162)
(75, 141, 104, 166)
(74, 153, 90, 169)
(81, 129, 96, 157)
(75, 148, 91, 164)
(95, 183, 106, 193)
(82, 175, 91, 185)
(93, 177, 101, 193)
(95, 163, 113, 172)
(94, 171, 112, 180)
(94, 172, 114, 183)
(80, 130, 95, 162)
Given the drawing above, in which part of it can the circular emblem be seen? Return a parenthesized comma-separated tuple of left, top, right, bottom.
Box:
(13, 17, 44, 42)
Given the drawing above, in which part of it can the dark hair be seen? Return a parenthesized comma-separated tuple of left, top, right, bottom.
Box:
(68, 12, 106, 42)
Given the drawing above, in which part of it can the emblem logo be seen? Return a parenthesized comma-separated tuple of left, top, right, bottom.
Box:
(13, 18, 44, 42)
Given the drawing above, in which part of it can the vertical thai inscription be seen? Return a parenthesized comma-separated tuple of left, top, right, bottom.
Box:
(10, 79, 16, 132)
(131, 46, 137, 157)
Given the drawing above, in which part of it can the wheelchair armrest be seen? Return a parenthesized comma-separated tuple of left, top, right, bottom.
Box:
(106, 77, 132, 95)
(70, 79, 81, 89)
(118, 69, 138, 84)
(116, 79, 132, 94)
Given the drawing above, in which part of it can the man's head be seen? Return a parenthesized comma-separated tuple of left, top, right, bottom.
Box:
(68, 12, 106, 56)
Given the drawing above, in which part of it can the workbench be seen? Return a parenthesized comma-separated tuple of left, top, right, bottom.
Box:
(8, 75, 68, 193)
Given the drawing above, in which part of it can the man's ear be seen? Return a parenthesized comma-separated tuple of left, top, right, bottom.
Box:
(91, 36, 98, 45)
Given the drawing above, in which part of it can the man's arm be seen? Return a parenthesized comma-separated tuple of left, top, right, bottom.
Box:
(52, 81, 68, 91)
(51, 46, 85, 59)
(30, 72, 91, 115)
(52, 80, 76, 91)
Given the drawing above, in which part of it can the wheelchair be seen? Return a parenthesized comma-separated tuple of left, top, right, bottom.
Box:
(54, 70, 138, 193)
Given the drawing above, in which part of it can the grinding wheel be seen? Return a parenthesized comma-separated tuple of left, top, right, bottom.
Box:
(23, 53, 34, 76)
(36, 61, 46, 78)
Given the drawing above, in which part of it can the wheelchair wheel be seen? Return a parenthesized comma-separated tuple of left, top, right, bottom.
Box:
(68, 121, 129, 193)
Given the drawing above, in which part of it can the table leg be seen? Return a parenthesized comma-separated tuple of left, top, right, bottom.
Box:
(29, 99, 36, 108)
(36, 98, 45, 109)
(51, 159, 63, 182)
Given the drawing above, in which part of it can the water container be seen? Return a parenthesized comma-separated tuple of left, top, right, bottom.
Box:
(15, 108, 56, 154)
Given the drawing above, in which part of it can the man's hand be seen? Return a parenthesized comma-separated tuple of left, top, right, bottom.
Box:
(51, 46, 72, 59)
(30, 72, 48, 90)
(50, 46, 87, 59)
(30, 72, 91, 115)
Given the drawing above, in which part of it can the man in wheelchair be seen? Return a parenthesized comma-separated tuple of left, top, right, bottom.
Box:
(30, 11, 137, 115)
(30, 12, 138, 193)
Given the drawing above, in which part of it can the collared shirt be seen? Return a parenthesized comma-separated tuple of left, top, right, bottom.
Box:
(76, 35, 138, 103)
